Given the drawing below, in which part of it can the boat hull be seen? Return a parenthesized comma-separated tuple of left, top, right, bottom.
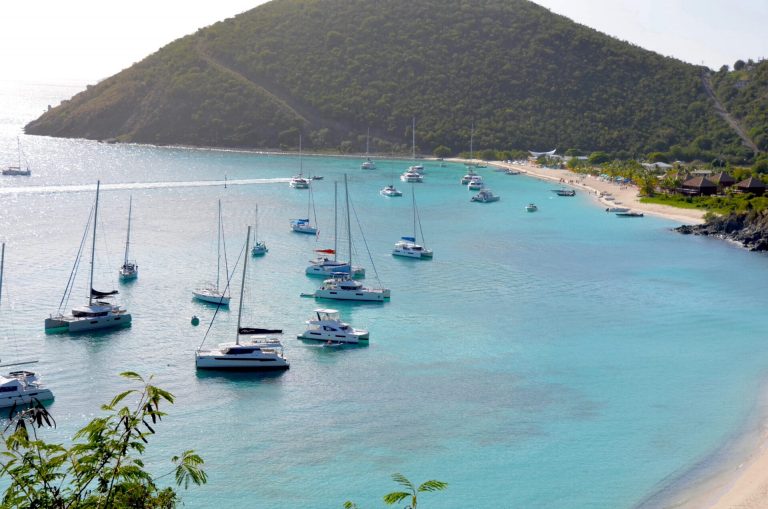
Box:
(392, 248, 433, 259)
(297, 331, 367, 343)
(0, 388, 54, 407)
(314, 289, 390, 301)
(195, 355, 289, 370)
(44, 313, 132, 333)
(192, 291, 230, 306)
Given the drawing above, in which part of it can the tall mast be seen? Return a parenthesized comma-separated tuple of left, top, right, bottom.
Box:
(344, 174, 351, 267)
(411, 117, 416, 161)
(88, 181, 100, 305)
(0, 243, 4, 310)
(16, 138, 21, 169)
(254, 204, 258, 242)
(366, 128, 370, 157)
(123, 196, 132, 266)
(216, 200, 221, 292)
(412, 186, 417, 240)
(299, 134, 303, 176)
(236, 226, 251, 345)
(470, 123, 474, 162)
(333, 181, 338, 261)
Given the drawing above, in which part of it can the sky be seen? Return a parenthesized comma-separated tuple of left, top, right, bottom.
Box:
(1, 0, 766, 84)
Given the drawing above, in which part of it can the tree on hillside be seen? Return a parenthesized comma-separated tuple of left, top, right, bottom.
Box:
(588, 151, 611, 165)
(0, 373, 207, 508)
(433, 145, 451, 158)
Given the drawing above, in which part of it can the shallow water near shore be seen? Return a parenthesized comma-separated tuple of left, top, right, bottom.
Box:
(2, 82, 768, 508)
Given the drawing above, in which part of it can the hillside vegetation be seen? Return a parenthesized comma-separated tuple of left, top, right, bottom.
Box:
(26, 0, 747, 159)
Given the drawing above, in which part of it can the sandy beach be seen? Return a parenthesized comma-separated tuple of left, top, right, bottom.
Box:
(473, 160, 706, 225)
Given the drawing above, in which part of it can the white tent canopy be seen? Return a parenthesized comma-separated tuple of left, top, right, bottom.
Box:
(529, 149, 557, 157)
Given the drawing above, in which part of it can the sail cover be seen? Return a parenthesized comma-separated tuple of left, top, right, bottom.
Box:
(401, 236, 416, 242)
(239, 327, 283, 335)
(315, 249, 335, 254)
(91, 288, 118, 297)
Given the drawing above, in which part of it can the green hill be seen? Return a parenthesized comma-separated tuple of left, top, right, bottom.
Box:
(24, 0, 751, 160)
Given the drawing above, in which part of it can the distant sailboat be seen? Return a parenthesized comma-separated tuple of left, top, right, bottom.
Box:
(289, 134, 310, 189)
(119, 196, 138, 280)
(45, 181, 132, 333)
(193, 200, 231, 306)
(392, 187, 432, 259)
(3, 138, 31, 176)
(251, 204, 268, 256)
(361, 128, 376, 170)
(290, 145, 319, 234)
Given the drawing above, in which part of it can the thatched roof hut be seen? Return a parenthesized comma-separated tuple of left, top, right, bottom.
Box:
(710, 172, 735, 188)
(681, 176, 717, 196)
(735, 177, 766, 196)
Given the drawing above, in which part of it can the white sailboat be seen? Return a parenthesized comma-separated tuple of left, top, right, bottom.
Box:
(312, 175, 390, 302)
(297, 308, 369, 344)
(361, 128, 376, 170)
(306, 180, 365, 278)
(392, 187, 433, 259)
(193, 201, 231, 306)
(461, 124, 477, 185)
(3, 138, 31, 176)
(400, 116, 424, 183)
(45, 181, 132, 333)
(289, 134, 310, 188)
(251, 204, 268, 256)
(195, 226, 289, 370)
(1, 243, 54, 407)
(119, 196, 138, 280)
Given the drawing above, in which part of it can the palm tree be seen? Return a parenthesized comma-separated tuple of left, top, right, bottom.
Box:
(343, 473, 447, 509)
(383, 473, 448, 509)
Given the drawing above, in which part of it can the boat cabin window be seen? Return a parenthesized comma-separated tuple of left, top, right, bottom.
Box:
(224, 347, 258, 355)
(0, 386, 19, 392)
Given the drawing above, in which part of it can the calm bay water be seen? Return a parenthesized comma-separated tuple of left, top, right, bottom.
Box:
(1, 82, 768, 508)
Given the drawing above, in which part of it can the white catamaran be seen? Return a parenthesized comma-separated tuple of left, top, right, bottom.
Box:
(311, 175, 390, 302)
(195, 226, 289, 370)
(306, 180, 365, 278)
(45, 181, 132, 333)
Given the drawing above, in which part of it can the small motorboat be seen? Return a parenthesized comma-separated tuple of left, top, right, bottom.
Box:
(605, 206, 630, 213)
(525, 203, 538, 212)
(471, 189, 500, 203)
(289, 175, 310, 189)
(616, 211, 644, 217)
(380, 185, 403, 197)
(297, 308, 369, 344)
(467, 176, 484, 190)
(400, 170, 423, 183)
(552, 188, 576, 196)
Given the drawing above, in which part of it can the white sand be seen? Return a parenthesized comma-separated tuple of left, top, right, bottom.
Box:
(450, 159, 706, 224)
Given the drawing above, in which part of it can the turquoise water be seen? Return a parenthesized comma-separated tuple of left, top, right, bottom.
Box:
(2, 82, 768, 508)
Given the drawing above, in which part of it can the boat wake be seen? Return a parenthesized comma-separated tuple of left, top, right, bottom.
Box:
(0, 178, 291, 195)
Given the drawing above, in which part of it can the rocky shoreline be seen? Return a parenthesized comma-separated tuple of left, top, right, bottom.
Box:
(676, 211, 768, 251)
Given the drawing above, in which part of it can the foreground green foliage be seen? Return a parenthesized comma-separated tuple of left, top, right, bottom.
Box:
(0, 373, 206, 508)
(26, 0, 745, 159)
(344, 473, 448, 509)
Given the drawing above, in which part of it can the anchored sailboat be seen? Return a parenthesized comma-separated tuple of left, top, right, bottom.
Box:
(392, 187, 433, 259)
(195, 226, 289, 370)
(45, 181, 132, 333)
(312, 175, 390, 302)
(193, 200, 231, 306)
(306, 180, 365, 278)
(3, 138, 31, 176)
(119, 196, 138, 280)
(361, 128, 376, 170)
(251, 204, 268, 256)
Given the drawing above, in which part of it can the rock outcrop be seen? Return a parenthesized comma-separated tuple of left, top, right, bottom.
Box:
(676, 211, 768, 251)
